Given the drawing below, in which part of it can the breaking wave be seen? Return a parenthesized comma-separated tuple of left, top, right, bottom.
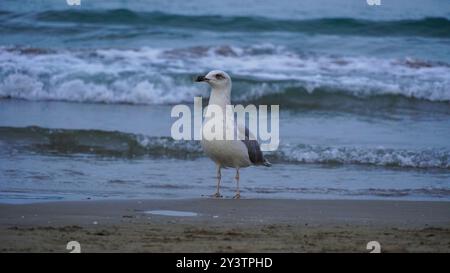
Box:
(1, 45, 449, 107)
(0, 126, 202, 158)
(273, 144, 450, 169)
(1, 126, 449, 169)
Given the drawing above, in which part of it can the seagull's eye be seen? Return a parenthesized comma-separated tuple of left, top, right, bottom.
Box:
(215, 74, 224, 80)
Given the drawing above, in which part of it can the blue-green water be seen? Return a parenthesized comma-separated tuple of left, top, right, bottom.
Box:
(0, 0, 449, 203)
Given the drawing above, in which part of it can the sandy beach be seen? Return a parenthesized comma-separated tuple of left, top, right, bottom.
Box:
(0, 198, 449, 253)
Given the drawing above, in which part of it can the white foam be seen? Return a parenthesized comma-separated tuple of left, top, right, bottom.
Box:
(1, 45, 449, 104)
(276, 144, 450, 169)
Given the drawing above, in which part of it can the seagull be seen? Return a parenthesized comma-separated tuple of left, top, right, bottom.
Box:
(195, 70, 271, 199)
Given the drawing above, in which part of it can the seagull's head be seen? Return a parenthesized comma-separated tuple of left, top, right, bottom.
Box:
(195, 70, 231, 90)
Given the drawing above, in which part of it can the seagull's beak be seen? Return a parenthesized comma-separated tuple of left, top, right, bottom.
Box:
(195, 75, 209, 82)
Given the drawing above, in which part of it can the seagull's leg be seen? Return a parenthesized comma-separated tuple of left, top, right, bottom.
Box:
(211, 164, 222, 198)
(233, 168, 240, 199)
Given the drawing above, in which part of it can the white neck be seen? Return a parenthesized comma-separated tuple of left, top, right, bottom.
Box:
(208, 85, 231, 109)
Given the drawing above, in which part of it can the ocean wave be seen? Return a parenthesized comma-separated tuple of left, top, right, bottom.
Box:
(1, 126, 449, 170)
(0, 126, 202, 158)
(1, 45, 449, 106)
(9, 9, 448, 38)
(273, 144, 450, 169)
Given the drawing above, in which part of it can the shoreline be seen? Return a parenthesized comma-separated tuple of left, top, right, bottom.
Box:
(1, 198, 449, 252)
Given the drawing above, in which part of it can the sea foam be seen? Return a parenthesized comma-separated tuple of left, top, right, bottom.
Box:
(1, 45, 450, 104)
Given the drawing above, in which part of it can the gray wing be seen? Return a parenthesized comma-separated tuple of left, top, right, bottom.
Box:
(239, 125, 271, 167)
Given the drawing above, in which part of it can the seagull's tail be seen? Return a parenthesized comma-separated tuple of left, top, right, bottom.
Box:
(262, 158, 272, 167)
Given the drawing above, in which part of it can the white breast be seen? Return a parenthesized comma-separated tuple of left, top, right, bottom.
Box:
(201, 85, 251, 168)
(201, 139, 251, 168)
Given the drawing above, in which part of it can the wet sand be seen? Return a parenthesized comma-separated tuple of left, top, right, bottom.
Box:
(0, 198, 449, 252)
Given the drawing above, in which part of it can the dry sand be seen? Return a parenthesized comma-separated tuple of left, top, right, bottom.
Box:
(0, 198, 449, 252)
